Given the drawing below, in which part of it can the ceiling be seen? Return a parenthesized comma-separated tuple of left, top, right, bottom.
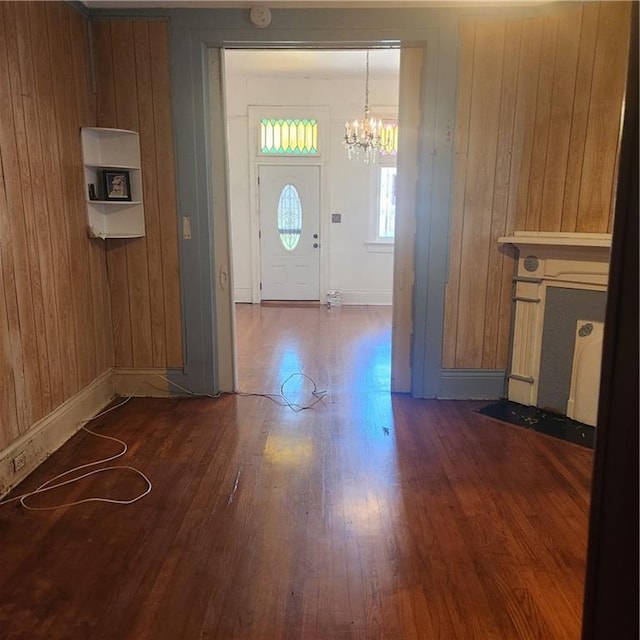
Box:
(82, 0, 549, 76)
(83, 0, 552, 8)
(224, 48, 400, 78)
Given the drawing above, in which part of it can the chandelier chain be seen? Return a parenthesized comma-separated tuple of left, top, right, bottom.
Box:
(343, 49, 397, 163)
(365, 50, 370, 110)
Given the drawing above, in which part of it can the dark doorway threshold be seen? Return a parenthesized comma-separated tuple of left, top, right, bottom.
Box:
(478, 399, 595, 449)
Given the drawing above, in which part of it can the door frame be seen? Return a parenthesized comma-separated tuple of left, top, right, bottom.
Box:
(166, 9, 459, 395)
(247, 106, 329, 304)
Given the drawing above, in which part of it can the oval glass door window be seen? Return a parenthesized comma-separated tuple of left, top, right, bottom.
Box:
(277, 184, 303, 251)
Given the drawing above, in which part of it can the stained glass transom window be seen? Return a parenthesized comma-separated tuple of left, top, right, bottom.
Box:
(277, 184, 303, 251)
(261, 119, 318, 155)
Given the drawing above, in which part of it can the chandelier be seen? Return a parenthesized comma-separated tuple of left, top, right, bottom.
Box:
(343, 50, 395, 163)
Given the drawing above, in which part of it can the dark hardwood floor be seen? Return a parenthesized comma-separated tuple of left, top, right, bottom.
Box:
(0, 305, 593, 639)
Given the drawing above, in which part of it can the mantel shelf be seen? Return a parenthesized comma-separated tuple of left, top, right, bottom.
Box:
(89, 230, 145, 240)
(498, 231, 612, 248)
(84, 163, 140, 171)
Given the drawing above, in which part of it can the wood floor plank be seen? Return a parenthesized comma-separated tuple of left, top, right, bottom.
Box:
(0, 306, 592, 639)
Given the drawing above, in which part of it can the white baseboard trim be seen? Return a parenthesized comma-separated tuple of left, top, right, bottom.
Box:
(439, 369, 506, 400)
(329, 289, 393, 306)
(0, 369, 115, 498)
(112, 368, 178, 397)
(234, 287, 252, 303)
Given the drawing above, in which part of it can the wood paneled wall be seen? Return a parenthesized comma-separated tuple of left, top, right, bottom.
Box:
(0, 2, 113, 450)
(92, 20, 183, 369)
(443, 1, 630, 370)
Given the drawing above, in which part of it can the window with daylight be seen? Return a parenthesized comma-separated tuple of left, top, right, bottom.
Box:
(277, 184, 303, 251)
(378, 166, 397, 239)
(261, 119, 318, 155)
(380, 122, 399, 156)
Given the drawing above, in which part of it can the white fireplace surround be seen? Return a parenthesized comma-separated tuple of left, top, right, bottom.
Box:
(498, 231, 611, 424)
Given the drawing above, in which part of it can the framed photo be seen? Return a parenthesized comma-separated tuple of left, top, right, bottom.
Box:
(101, 170, 131, 201)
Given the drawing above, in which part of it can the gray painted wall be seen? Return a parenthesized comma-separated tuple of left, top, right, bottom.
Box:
(538, 287, 607, 413)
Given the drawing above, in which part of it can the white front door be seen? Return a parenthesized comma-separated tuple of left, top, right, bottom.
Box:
(259, 164, 320, 300)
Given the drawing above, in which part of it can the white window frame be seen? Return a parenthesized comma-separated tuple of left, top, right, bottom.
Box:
(362, 106, 397, 253)
(366, 155, 397, 253)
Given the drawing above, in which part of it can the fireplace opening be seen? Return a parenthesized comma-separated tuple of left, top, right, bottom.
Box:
(537, 287, 606, 425)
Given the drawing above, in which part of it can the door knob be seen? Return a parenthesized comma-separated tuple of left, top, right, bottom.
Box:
(313, 243, 319, 248)
(313, 233, 318, 239)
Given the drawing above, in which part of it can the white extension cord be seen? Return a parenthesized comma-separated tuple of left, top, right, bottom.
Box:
(0, 388, 152, 511)
(0, 372, 327, 512)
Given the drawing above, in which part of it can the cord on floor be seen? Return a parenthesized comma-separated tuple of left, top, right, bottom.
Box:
(0, 373, 328, 512)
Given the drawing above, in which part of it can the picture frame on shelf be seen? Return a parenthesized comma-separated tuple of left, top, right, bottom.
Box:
(101, 170, 132, 201)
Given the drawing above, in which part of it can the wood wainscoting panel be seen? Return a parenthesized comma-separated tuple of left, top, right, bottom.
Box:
(443, 2, 631, 370)
(561, 2, 600, 233)
(0, 1, 113, 453)
(455, 18, 506, 368)
(524, 11, 559, 233)
(578, 1, 631, 232)
(0, 3, 44, 427)
(538, 8, 581, 232)
(442, 18, 476, 369)
(111, 21, 154, 368)
(148, 22, 183, 368)
(134, 22, 167, 368)
(92, 19, 184, 370)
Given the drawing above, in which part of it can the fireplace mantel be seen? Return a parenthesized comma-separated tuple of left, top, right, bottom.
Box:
(498, 231, 611, 289)
(498, 231, 611, 423)
(499, 231, 612, 248)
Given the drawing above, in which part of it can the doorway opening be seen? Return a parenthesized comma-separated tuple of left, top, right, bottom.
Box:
(222, 48, 402, 393)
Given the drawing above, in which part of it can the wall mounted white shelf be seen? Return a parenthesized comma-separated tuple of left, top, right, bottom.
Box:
(81, 127, 145, 239)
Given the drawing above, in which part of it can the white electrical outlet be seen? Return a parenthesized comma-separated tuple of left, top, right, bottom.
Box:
(13, 452, 27, 473)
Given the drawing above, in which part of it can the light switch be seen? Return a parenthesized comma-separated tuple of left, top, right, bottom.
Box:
(182, 216, 192, 240)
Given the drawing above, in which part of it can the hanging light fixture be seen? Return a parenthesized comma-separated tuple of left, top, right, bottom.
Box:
(343, 50, 385, 163)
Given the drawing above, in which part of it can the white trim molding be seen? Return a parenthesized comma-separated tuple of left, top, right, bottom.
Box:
(498, 231, 611, 407)
(498, 231, 612, 248)
(333, 288, 393, 306)
(0, 370, 114, 499)
(365, 240, 394, 253)
(0, 368, 203, 500)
